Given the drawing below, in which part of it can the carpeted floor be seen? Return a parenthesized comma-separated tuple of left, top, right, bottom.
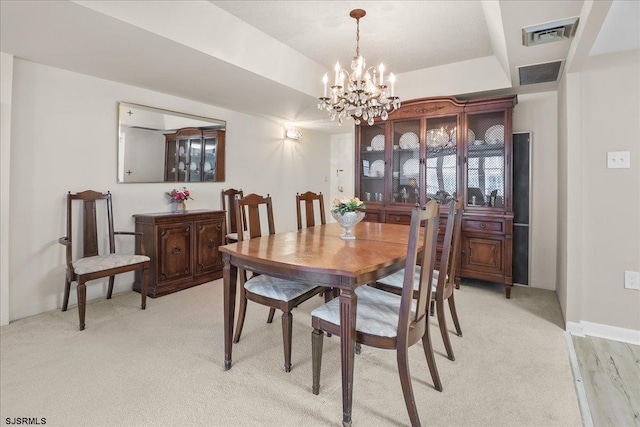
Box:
(0, 279, 582, 427)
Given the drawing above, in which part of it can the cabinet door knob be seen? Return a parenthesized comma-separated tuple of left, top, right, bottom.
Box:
(207, 239, 215, 249)
(395, 217, 401, 222)
(171, 246, 181, 255)
(480, 222, 486, 228)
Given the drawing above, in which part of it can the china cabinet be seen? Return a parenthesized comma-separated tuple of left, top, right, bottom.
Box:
(355, 96, 517, 297)
(133, 210, 225, 297)
(164, 128, 225, 182)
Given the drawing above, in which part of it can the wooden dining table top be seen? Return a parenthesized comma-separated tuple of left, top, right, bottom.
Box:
(219, 221, 414, 285)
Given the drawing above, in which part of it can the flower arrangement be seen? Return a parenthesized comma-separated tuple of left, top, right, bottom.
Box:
(332, 197, 366, 215)
(166, 187, 193, 204)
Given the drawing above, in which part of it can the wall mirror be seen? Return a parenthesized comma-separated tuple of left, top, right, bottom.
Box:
(118, 102, 226, 183)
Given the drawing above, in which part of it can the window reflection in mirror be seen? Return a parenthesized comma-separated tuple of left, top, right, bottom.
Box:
(117, 102, 226, 183)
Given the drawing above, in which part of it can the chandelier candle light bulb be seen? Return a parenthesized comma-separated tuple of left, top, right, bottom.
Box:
(318, 9, 401, 126)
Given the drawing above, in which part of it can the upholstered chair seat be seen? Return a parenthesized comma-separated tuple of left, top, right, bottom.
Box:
(312, 286, 417, 338)
(245, 275, 320, 302)
(73, 254, 150, 275)
(377, 267, 441, 293)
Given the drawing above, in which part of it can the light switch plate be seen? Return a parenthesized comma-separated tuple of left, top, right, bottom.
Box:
(607, 151, 631, 169)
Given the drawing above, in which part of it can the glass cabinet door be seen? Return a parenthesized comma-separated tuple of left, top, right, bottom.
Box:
(466, 111, 506, 208)
(392, 120, 421, 205)
(425, 116, 458, 204)
(359, 124, 386, 204)
(202, 133, 217, 182)
(188, 138, 202, 182)
(177, 138, 189, 182)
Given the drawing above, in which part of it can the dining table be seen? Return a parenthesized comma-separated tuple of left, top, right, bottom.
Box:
(219, 221, 415, 427)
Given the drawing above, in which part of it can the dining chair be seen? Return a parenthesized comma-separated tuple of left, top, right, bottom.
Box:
(58, 190, 150, 331)
(374, 197, 464, 362)
(311, 201, 441, 426)
(296, 191, 326, 230)
(221, 188, 244, 244)
(232, 193, 327, 372)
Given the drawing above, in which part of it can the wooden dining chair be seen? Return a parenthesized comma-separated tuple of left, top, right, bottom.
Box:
(232, 193, 327, 372)
(296, 191, 326, 230)
(374, 197, 464, 362)
(58, 190, 150, 331)
(311, 202, 441, 427)
(221, 188, 244, 244)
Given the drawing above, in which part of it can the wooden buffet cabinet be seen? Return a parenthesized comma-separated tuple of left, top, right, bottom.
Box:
(133, 210, 226, 297)
(355, 96, 518, 297)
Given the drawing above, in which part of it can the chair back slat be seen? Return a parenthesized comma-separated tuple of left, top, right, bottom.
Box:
(436, 197, 463, 300)
(296, 191, 326, 230)
(398, 201, 439, 337)
(67, 190, 113, 259)
(221, 188, 244, 234)
(235, 193, 275, 241)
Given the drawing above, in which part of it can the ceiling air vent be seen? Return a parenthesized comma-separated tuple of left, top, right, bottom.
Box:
(522, 17, 579, 46)
(518, 60, 564, 85)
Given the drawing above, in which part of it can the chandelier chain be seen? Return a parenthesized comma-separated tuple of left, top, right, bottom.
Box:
(355, 17, 360, 57)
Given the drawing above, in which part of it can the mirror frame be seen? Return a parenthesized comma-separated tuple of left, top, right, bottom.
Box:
(117, 102, 226, 183)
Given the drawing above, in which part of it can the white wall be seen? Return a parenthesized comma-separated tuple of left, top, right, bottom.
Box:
(559, 49, 640, 338)
(578, 50, 640, 331)
(7, 58, 331, 322)
(513, 92, 559, 290)
(0, 52, 14, 326)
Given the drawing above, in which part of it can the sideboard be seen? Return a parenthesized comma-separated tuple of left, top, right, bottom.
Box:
(133, 210, 226, 297)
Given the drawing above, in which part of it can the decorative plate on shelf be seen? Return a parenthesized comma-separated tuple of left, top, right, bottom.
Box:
(402, 158, 419, 176)
(178, 161, 185, 171)
(426, 129, 448, 147)
(399, 132, 419, 149)
(371, 134, 385, 151)
(190, 161, 197, 171)
(370, 160, 385, 177)
(485, 125, 504, 145)
(204, 162, 212, 172)
(468, 129, 475, 144)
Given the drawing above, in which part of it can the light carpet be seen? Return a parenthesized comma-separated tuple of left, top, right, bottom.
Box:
(0, 279, 582, 427)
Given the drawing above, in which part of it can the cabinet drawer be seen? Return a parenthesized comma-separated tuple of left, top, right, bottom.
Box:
(387, 213, 412, 225)
(363, 211, 380, 222)
(462, 219, 503, 233)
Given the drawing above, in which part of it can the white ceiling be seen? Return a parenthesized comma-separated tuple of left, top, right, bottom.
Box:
(1, 0, 637, 133)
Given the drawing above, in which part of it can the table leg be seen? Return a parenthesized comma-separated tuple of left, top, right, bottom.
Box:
(339, 288, 357, 427)
(223, 254, 237, 370)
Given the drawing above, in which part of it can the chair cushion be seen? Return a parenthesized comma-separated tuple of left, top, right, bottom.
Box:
(73, 254, 150, 275)
(311, 286, 417, 338)
(226, 232, 238, 242)
(244, 274, 320, 302)
(376, 267, 441, 292)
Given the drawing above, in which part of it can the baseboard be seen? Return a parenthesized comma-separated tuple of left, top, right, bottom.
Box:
(567, 320, 640, 345)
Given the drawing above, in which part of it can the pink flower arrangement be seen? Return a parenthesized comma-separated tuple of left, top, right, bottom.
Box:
(166, 187, 193, 203)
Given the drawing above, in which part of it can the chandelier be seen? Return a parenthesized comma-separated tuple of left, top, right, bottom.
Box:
(318, 9, 401, 126)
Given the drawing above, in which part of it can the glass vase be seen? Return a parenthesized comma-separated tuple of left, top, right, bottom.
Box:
(331, 211, 366, 240)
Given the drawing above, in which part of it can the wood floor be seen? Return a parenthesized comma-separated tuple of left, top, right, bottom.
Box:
(572, 335, 640, 426)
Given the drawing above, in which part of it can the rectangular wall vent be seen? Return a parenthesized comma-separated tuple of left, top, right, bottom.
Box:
(518, 60, 564, 85)
(522, 17, 579, 46)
